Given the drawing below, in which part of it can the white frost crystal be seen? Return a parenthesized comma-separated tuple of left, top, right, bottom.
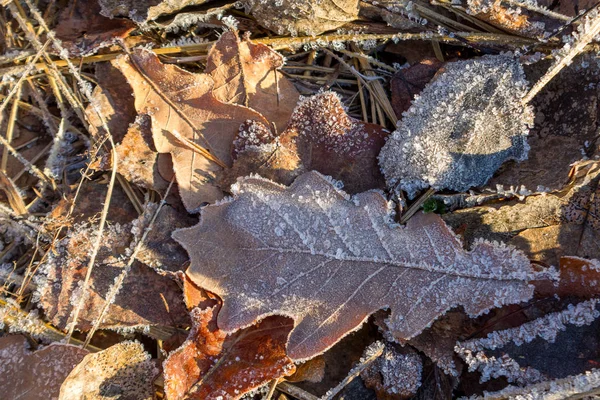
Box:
(379, 55, 534, 198)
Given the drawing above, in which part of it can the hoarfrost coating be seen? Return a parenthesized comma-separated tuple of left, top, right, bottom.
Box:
(378, 55, 533, 198)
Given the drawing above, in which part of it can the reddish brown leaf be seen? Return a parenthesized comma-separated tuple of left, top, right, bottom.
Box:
(0, 335, 88, 400)
(163, 305, 295, 400)
(535, 256, 600, 298)
(391, 59, 444, 119)
(113, 48, 269, 211)
(54, 0, 135, 57)
(206, 31, 300, 132)
(222, 91, 389, 194)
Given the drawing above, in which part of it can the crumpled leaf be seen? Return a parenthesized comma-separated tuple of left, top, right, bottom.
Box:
(98, 0, 210, 23)
(0, 335, 89, 400)
(361, 343, 423, 400)
(59, 341, 157, 400)
(174, 170, 543, 361)
(379, 55, 533, 198)
(205, 31, 300, 132)
(54, 0, 135, 57)
(222, 91, 389, 194)
(35, 222, 190, 332)
(242, 0, 360, 36)
(163, 304, 295, 400)
(113, 48, 269, 211)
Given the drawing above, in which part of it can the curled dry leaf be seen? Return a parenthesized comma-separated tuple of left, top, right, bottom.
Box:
(34, 222, 190, 332)
(361, 343, 423, 400)
(98, 0, 210, 23)
(242, 0, 360, 36)
(174, 171, 543, 361)
(113, 48, 269, 211)
(223, 91, 389, 194)
(0, 335, 89, 400)
(379, 55, 533, 198)
(54, 0, 135, 57)
(206, 31, 300, 132)
(59, 341, 157, 400)
(163, 305, 295, 400)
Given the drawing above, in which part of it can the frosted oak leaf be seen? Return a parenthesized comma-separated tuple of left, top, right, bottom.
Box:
(379, 55, 534, 198)
(174, 171, 542, 361)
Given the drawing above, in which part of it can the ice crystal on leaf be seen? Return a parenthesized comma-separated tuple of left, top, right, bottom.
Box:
(379, 55, 534, 198)
(174, 171, 545, 361)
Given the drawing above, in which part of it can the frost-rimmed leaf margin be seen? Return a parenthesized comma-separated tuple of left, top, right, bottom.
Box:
(174, 171, 555, 361)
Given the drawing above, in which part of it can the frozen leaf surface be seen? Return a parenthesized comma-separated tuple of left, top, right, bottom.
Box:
(242, 0, 359, 36)
(174, 171, 541, 361)
(379, 55, 533, 198)
(163, 305, 295, 400)
(35, 223, 189, 332)
(206, 31, 300, 131)
(223, 92, 388, 194)
(0, 335, 88, 400)
(59, 341, 157, 400)
(113, 48, 269, 211)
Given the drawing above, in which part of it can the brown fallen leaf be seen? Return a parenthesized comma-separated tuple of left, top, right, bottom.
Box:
(35, 222, 190, 332)
(87, 62, 138, 144)
(287, 356, 326, 383)
(0, 335, 89, 400)
(242, 0, 360, 36)
(163, 304, 295, 400)
(174, 171, 543, 361)
(59, 341, 157, 400)
(134, 203, 196, 272)
(98, 0, 210, 22)
(113, 48, 270, 211)
(206, 31, 300, 132)
(222, 91, 389, 194)
(114, 115, 169, 192)
(54, 0, 135, 57)
(391, 59, 444, 119)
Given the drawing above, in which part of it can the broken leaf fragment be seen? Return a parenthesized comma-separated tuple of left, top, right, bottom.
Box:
(113, 48, 269, 211)
(163, 305, 295, 399)
(174, 171, 543, 361)
(379, 55, 533, 198)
